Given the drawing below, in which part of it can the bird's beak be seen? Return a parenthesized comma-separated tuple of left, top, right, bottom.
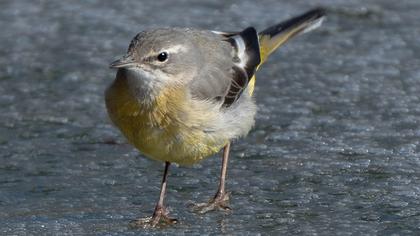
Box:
(109, 54, 136, 69)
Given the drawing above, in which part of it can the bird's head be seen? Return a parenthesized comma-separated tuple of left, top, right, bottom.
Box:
(110, 28, 202, 102)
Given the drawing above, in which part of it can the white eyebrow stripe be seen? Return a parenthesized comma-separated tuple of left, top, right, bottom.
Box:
(165, 45, 187, 54)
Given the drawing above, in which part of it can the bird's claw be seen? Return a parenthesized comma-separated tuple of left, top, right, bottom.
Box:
(129, 206, 177, 228)
(191, 192, 231, 214)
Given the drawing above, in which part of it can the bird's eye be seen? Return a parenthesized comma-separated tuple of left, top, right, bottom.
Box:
(157, 52, 168, 62)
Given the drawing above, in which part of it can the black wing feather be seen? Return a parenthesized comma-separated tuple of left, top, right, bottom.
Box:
(222, 27, 260, 107)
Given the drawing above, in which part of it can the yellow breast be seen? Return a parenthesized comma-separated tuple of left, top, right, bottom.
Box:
(105, 77, 227, 165)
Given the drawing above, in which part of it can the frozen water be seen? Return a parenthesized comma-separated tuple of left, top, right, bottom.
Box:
(1, 0, 420, 235)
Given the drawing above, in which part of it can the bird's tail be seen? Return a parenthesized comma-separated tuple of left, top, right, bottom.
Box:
(258, 8, 326, 65)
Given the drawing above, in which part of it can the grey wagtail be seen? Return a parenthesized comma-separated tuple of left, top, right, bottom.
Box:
(106, 8, 325, 227)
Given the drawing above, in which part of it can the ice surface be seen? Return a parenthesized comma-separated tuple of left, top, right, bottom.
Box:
(1, 0, 420, 235)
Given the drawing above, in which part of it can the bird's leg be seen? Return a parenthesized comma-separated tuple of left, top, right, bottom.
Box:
(213, 142, 231, 204)
(193, 142, 232, 214)
(129, 161, 177, 228)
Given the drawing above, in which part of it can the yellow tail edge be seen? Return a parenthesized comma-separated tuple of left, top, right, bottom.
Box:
(258, 8, 326, 66)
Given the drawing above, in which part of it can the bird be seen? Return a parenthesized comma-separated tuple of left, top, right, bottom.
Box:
(105, 8, 325, 228)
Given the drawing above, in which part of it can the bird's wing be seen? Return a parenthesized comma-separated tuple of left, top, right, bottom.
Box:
(189, 27, 261, 108)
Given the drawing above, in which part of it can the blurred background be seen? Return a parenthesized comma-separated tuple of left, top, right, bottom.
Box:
(1, 0, 420, 235)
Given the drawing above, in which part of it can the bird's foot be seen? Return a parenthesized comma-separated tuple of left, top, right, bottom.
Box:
(129, 206, 177, 228)
(191, 192, 231, 214)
